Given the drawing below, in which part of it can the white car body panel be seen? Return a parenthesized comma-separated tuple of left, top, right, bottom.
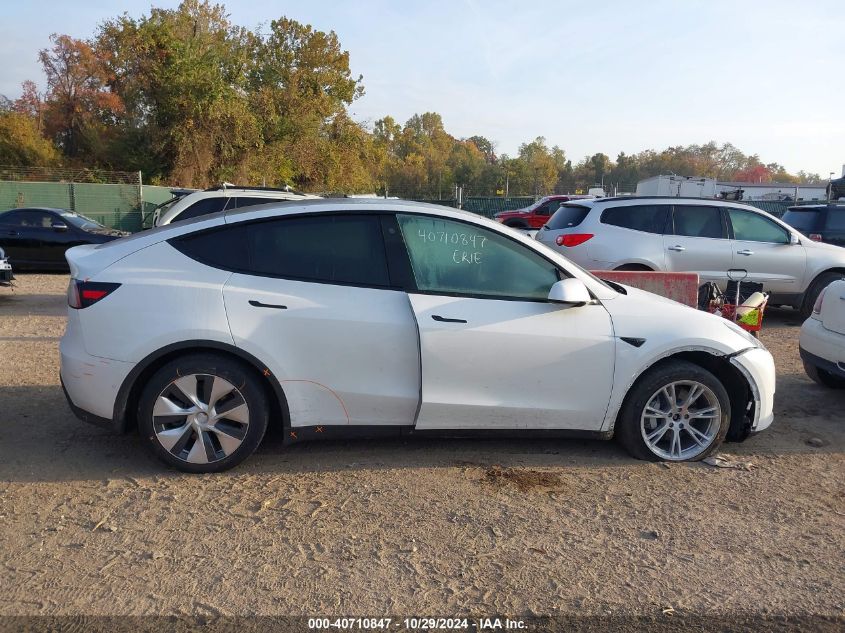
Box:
(59, 198, 777, 457)
(223, 274, 420, 427)
(74, 241, 235, 362)
(800, 280, 845, 375)
(597, 285, 768, 431)
(408, 293, 616, 430)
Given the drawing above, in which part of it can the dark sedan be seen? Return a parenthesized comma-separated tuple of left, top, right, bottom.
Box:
(0, 207, 127, 271)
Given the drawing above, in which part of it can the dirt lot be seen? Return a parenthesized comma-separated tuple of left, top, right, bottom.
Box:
(0, 275, 843, 628)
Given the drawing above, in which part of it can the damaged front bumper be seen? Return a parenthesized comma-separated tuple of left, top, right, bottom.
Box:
(730, 347, 776, 434)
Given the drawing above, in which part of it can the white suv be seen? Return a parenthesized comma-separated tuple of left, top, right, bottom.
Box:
(153, 185, 321, 226)
(60, 199, 774, 472)
(536, 197, 845, 317)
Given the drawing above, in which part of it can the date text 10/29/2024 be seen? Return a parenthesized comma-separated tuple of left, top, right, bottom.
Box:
(307, 617, 527, 630)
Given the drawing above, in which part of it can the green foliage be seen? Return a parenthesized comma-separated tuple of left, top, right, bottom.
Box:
(0, 112, 60, 166)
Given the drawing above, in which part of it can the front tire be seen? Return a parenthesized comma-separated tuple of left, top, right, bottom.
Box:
(801, 272, 845, 319)
(804, 362, 845, 389)
(616, 360, 731, 462)
(137, 353, 269, 473)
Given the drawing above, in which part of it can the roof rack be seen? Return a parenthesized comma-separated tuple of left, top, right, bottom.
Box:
(203, 184, 309, 196)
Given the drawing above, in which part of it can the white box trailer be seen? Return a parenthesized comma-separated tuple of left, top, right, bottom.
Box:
(636, 175, 717, 198)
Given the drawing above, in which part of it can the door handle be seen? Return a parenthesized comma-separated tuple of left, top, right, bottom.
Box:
(248, 300, 287, 310)
(736, 249, 754, 256)
(432, 314, 467, 323)
(667, 245, 685, 252)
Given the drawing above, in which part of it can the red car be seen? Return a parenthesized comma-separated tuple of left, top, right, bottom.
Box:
(494, 195, 594, 229)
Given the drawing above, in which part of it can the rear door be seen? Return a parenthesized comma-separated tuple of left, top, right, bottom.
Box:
(395, 213, 616, 430)
(663, 204, 733, 284)
(725, 207, 806, 294)
(218, 213, 420, 428)
(0, 211, 29, 263)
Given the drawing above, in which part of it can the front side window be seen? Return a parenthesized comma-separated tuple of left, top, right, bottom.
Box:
(11, 211, 54, 228)
(601, 204, 669, 234)
(727, 208, 789, 244)
(172, 214, 390, 287)
(397, 214, 559, 300)
(672, 205, 725, 239)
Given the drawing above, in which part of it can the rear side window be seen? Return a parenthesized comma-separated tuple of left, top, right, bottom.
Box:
(727, 208, 789, 244)
(782, 209, 822, 233)
(175, 197, 228, 222)
(601, 205, 669, 234)
(546, 205, 590, 230)
(171, 214, 390, 287)
(672, 205, 725, 239)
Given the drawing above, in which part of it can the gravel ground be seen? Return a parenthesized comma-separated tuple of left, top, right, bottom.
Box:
(0, 274, 843, 630)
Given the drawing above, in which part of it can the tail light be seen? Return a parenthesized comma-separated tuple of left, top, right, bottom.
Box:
(812, 287, 827, 315)
(67, 280, 121, 309)
(555, 233, 594, 247)
(808, 233, 823, 242)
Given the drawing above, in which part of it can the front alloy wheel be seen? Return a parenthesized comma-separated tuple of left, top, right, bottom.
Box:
(616, 360, 731, 462)
(640, 381, 722, 460)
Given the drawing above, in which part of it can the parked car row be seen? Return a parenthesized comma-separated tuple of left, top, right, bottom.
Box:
(535, 197, 845, 318)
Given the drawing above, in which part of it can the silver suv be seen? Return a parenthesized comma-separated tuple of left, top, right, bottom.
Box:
(536, 196, 845, 317)
(153, 185, 321, 227)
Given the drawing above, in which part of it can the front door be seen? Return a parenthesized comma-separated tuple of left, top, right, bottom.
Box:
(395, 213, 616, 430)
(663, 204, 733, 284)
(725, 207, 807, 294)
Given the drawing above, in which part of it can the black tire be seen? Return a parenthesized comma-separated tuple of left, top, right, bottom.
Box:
(614, 264, 653, 272)
(800, 272, 845, 319)
(804, 362, 845, 389)
(137, 353, 269, 473)
(616, 360, 731, 462)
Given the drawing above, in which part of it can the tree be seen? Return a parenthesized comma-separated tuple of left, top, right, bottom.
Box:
(38, 34, 123, 159)
(0, 111, 60, 166)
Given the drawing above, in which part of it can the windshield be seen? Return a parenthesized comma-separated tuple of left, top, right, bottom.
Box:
(61, 212, 105, 230)
(782, 209, 821, 233)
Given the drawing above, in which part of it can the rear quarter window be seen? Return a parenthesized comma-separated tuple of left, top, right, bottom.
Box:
(601, 204, 670, 234)
(546, 205, 590, 229)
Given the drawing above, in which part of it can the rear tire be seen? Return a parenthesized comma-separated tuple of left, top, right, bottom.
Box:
(800, 272, 845, 319)
(614, 264, 653, 271)
(616, 360, 731, 462)
(137, 353, 269, 473)
(804, 362, 845, 389)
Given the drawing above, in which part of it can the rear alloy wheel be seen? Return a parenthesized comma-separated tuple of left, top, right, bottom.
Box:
(617, 360, 730, 462)
(138, 354, 269, 473)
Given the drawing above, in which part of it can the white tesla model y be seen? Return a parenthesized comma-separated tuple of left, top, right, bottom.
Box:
(60, 199, 775, 472)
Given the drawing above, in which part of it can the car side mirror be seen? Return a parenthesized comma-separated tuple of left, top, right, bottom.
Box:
(789, 233, 800, 245)
(548, 278, 591, 305)
(52, 222, 68, 232)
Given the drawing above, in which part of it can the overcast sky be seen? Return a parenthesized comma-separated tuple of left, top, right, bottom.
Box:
(2, 0, 843, 176)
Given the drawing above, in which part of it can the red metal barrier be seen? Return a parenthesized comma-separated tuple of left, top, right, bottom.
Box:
(591, 270, 700, 308)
